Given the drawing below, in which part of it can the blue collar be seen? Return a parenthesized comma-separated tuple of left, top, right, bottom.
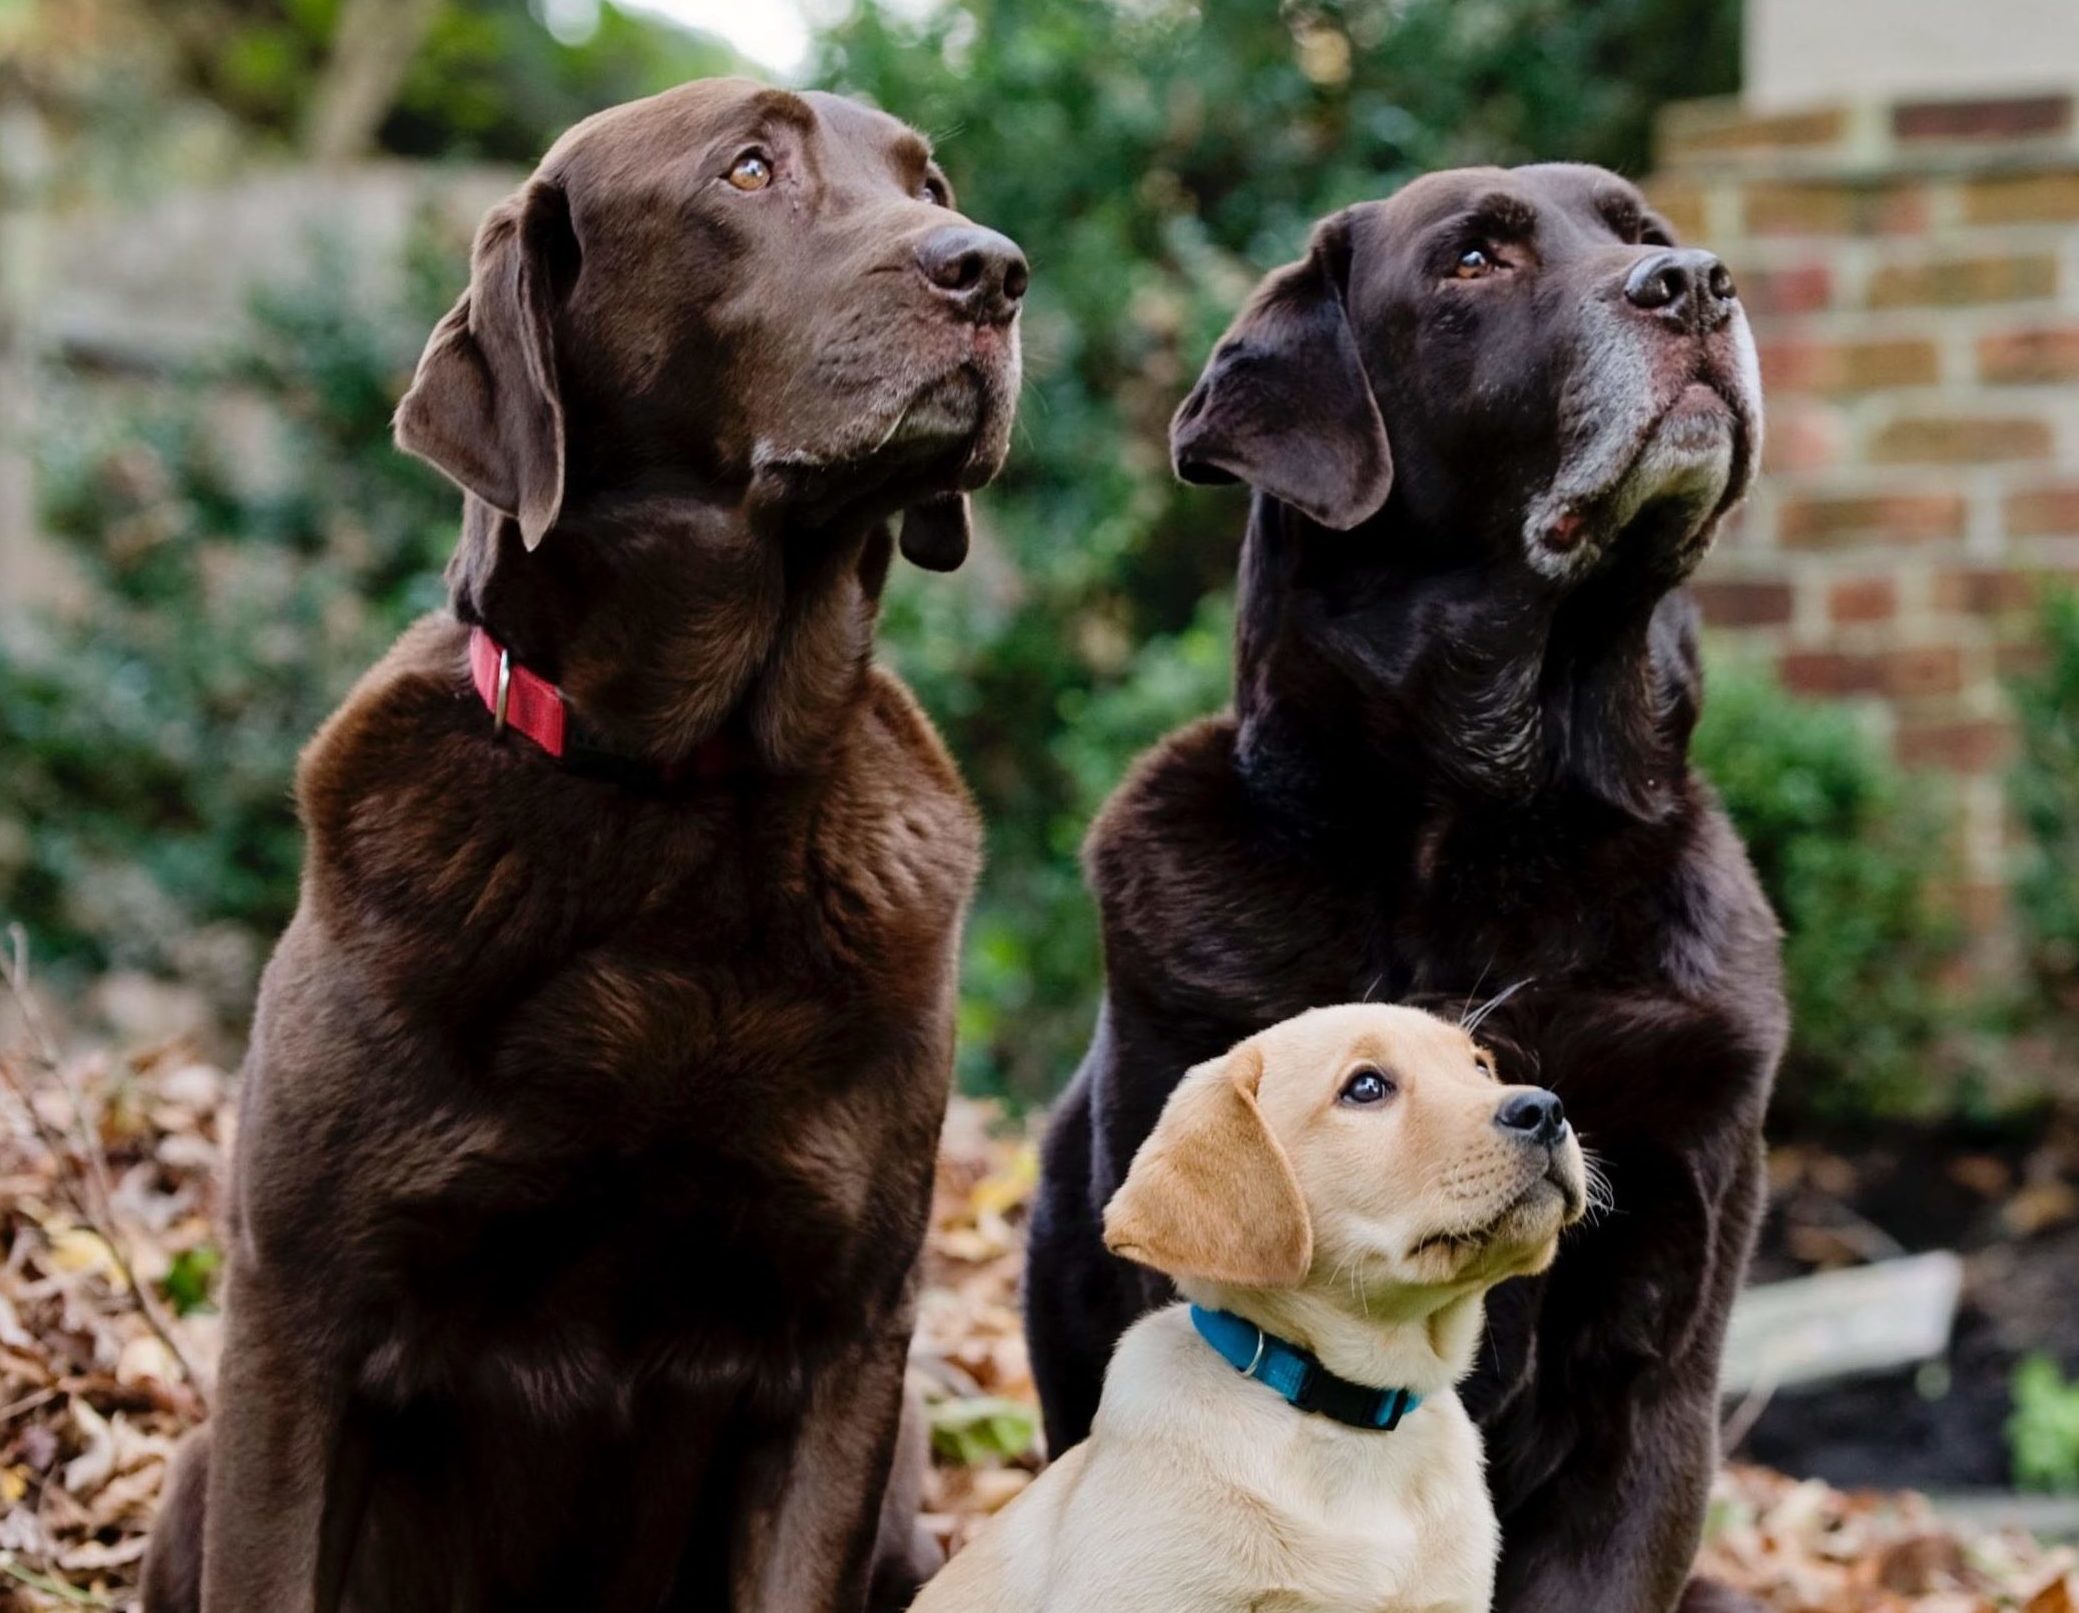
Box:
(1190, 1305, 1423, 1432)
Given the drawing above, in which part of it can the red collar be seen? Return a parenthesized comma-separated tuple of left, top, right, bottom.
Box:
(467, 626, 743, 786)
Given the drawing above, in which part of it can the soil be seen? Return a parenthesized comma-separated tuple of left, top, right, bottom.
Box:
(1734, 1111, 2079, 1491)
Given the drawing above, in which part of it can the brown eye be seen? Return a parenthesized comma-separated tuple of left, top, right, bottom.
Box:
(1454, 247, 1494, 280)
(728, 154, 772, 192)
(1340, 1068, 1397, 1106)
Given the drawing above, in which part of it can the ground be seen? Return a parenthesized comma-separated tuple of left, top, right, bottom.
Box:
(1, 1023, 2075, 1612)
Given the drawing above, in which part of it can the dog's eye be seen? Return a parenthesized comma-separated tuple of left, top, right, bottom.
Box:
(1339, 1068, 1397, 1106)
(727, 153, 773, 192)
(1454, 247, 1495, 280)
(919, 176, 949, 207)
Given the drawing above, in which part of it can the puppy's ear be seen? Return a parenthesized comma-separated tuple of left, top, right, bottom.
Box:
(899, 494, 971, 571)
(1170, 210, 1391, 531)
(395, 180, 578, 551)
(1104, 1043, 1313, 1289)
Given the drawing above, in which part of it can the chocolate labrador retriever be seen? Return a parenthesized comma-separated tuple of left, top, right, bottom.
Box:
(1025, 165, 1784, 1613)
(141, 79, 1024, 1613)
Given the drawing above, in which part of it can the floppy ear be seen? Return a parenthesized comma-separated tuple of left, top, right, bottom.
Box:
(898, 494, 971, 571)
(1170, 210, 1392, 531)
(1103, 1043, 1313, 1289)
(395, 180, 577, 551)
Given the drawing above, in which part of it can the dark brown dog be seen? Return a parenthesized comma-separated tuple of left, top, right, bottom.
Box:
(1025, 164, 1785, 1613)
(141, 79, 1024, 1613)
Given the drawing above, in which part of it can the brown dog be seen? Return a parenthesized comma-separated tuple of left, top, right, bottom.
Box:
(141, 79, 1024, 1613)
(1025, 164, 1785, 1613)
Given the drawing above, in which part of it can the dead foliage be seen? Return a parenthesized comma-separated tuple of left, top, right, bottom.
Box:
(0, 977, 2072, 1609)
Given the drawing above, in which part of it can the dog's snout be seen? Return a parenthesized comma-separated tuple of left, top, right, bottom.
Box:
(917, 224, 1029, 325)
(1495, 1088, 1568, 1147)
(1622, 248, 1737, 333)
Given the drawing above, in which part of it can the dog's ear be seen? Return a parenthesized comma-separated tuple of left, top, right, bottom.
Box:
(395, 180, 578, 551)
(1103, 1043, 1313, 1289)
(899, 494, 971, 571)
(1170, 209, 1391, 531)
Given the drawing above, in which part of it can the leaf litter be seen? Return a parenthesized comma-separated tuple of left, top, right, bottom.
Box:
(0, 1018, 2071, 1610)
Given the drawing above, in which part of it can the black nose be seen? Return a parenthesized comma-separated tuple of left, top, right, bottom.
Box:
(916, 224, 1028, 325)
(1495, 1088, 1568, 1147)
(1622, 248, 1737, 333)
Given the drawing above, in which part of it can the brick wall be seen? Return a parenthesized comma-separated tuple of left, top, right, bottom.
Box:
(1649, 89, 2079, 949)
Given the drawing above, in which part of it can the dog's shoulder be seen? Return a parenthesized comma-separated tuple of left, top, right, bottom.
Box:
(813, 665, 983, 929)
(294, 613, 477, 860)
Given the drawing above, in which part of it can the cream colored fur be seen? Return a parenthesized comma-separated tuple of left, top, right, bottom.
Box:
(913, 1003, 1589, 1613)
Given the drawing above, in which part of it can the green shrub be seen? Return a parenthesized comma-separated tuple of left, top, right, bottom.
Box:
(1692, 659, 1962, 1122)
(0, 229, 459, 1010)
(2009, 1353, 2079, 1494)
(2010, 589, 2079, 1010)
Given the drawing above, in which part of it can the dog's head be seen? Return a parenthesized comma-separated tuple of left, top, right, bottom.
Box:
(1104, 1004, 1588, 1306)
(396, 78, 1024, 570)
(1172, 163, 1759, 587)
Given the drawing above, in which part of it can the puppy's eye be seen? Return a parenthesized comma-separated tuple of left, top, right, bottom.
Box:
(1339, 1068, 1397, 1106)
(920, 176, 949, 207)
(727, 153, 773, 192)
(1454, 247, 1495, 280)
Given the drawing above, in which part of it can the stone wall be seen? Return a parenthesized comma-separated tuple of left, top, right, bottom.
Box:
(1651, 88, 2079, 946)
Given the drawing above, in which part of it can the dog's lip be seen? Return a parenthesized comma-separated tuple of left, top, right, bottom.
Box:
(1536, 369, 1749, 554)
(1411, 1170, 1575, 1256)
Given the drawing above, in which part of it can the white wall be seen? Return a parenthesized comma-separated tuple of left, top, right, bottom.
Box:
(1748, 0, 2079, 111)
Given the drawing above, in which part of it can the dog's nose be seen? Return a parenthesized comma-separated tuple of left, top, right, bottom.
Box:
(1495, 1088, 1568, 1147)
(916, 224, 1029, 325)
(1622, 248, 1737, 333)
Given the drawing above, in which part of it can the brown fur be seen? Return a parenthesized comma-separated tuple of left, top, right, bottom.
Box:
(142, 77, 1024, 1613)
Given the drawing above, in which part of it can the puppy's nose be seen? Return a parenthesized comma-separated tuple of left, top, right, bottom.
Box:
(1495, 1088, 1568, 1148)
(1622, 248, 1737, 333)
(916, 224, 1029, 326)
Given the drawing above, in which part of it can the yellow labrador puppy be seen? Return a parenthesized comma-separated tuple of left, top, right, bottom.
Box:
(917, 1003, 1590, 1613)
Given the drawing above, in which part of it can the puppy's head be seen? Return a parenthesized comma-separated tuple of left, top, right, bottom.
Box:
(1103, 1004, 1588, 1307)
(1171, 163, 1759, 588)
(396, 78, 1024, 567)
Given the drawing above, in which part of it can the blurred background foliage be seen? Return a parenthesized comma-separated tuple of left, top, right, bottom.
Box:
(2, 0, 2061, 1119)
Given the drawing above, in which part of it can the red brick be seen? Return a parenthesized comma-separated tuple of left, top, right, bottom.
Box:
(1978, 326, 2079, 384)
(2006, 484, 2079, 536)
(1997, 640, 2050, 678)
(1828, 577, 1898, 623)
(1870, 415, 2054, 465)
(1692, 579, 1796, 627)
(1744, 179, 1929, 237)
(1761, 336, 1940, 394)
(1642, 178, 1708, 241)
(1662, 103, 1850, 165)
(1897, 719, 2016, 773)
(1779, 647, 1965, 700)
(1762, 401, 1849, 474)
(1893, 95, 2072, 143)
(1933, 566, 2042, 615)
(1866, 254, 2058, 308)
(1962, 171, 2079, 225)
(1737, 262, 1833, 318)
(1777, 491, 1967, 549)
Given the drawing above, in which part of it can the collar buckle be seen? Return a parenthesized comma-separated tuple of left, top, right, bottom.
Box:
(491, 647, 512, 737)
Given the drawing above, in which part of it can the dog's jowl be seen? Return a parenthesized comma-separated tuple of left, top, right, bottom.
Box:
(141, 79, 1023, 1613)
(1025, 164, 1786, 1613)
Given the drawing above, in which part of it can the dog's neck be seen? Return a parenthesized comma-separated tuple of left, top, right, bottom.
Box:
(446, 489, 891, 775)
(1232, 496, 1703, 824)
(1178, 1277, 1485, 1403)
